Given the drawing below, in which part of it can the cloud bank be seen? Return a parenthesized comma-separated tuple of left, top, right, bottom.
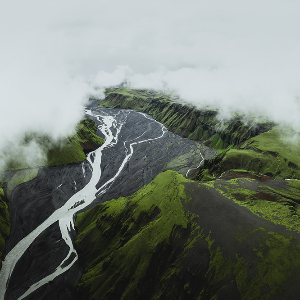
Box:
(1, 0, 300, 168)
(91, 0, 300, 129)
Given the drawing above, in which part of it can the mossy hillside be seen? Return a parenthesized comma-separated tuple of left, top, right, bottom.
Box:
(198, 127, 300, 180)
(75, 170, 192, 300)
(207, 177, 300, 234)
(0, 186, 10, 270)
(99, 88, 152, 110)
(207, 149, 288, 178)
(145, 105, 267, 149)
(6, 168, 39, 198)
(46, 118, 104, 166)
(186, 177, 300, 300)
(202, 177, 300, 298)
(242, 127, 300, 172)
(203, 230, 300, 300)
(98, 87, 272, 149)
(75, 170, 300, 299)
(31, 118, 104, 167)
(75, 118, 104, 146)
(2, 118, 104, 170)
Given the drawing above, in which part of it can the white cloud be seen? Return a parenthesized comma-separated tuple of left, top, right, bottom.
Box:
(1, 0, 300, 169)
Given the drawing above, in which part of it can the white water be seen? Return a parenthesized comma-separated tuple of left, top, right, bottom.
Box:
(0, 108, 166, 300)
(186, 147, 205, 178)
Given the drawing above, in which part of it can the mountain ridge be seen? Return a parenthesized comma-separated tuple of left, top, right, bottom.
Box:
(97, 87, 273, 149)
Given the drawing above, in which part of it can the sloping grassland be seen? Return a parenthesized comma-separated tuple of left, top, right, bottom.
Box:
(198, 127, 300, 181)
(75, 171, 300, 300)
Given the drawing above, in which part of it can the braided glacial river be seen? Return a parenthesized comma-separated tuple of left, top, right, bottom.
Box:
(0, 107, 212, 300)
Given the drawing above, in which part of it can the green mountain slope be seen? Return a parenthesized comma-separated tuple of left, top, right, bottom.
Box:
(198, 127, 300, 181)
(2, 118, 104, 171)
(75, 170, 300, 300)
(97, 87, 273, 149)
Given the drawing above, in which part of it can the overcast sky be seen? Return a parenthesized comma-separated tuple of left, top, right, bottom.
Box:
(1, 0, 300, 161)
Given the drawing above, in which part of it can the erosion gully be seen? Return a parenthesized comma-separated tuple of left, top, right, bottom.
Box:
(0, 107, 213, 300)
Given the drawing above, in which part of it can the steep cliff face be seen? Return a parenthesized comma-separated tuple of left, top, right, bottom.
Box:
(98, 88, 273, 149)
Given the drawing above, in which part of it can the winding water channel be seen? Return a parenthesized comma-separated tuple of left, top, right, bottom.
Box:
(0, 107, 214, 300)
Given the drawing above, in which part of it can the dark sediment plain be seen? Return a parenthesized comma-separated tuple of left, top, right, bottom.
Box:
(0, 108, 213, 300)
